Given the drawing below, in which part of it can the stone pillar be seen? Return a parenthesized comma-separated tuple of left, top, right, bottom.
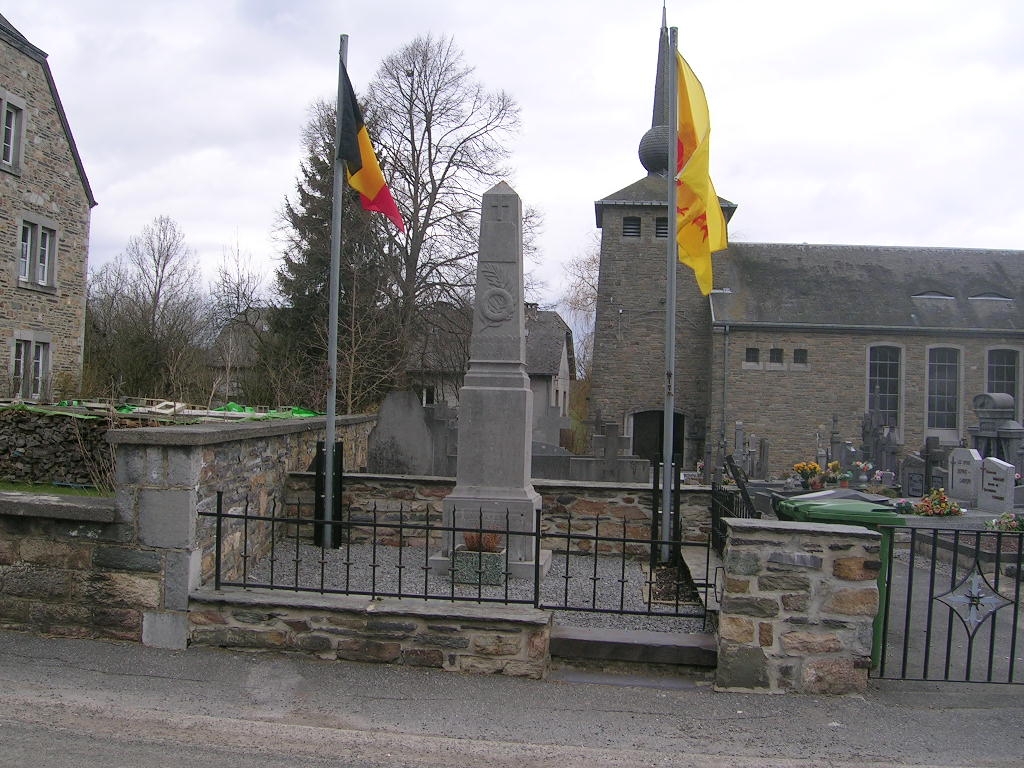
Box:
(716, 517, 880, 694)
(432, 182, 549, 579)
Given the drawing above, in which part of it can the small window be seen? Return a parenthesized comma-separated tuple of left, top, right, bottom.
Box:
(12, 339, 50, 401)
(16, 218, 57, 288)
(655, 217, 668, 238)
(745, 348, 759, 363)
(622, 216, 641, 238)
(793, 349, 808, 365)
(0, 91, 24, 171)
(769, 348, 783, 364)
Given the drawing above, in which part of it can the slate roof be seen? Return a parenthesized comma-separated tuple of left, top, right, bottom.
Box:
(710, 242, 1024, 332)
(595, 175, 736, 227)
(526, 309, 575, 378)
(0, 13, 96, 207)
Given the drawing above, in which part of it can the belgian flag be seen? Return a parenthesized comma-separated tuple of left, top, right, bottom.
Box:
(338, 62, 405, 232)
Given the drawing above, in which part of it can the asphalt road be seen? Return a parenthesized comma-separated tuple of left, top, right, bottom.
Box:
(1, 630, 1022, 767)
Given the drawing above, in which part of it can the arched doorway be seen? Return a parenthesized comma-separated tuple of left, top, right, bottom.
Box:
(631, 410, 684, 462)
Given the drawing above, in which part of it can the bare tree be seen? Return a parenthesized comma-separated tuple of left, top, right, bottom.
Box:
(84, 216, 211, 402)
(367, 34, 521, 384)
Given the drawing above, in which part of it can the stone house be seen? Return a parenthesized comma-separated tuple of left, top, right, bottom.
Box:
(405, 302, 576, 445)
(0, 14, 94, 403)
(589, 23, 1024, 474)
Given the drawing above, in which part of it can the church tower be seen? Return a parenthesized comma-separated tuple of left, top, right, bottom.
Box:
(589, 17, 734, 468)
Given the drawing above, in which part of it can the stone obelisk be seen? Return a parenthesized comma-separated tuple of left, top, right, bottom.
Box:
(432, 181, 549, 579)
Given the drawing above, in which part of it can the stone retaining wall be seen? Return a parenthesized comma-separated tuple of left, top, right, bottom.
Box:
(0, 493, 162, 641)
(284, 472, 712, 553)
(715, 517, 880, 694)
(189, 589, 550, 678)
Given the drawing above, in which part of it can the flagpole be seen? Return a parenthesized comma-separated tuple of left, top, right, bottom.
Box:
(324, 33, 349, 547)
(660, 25, 679, 561)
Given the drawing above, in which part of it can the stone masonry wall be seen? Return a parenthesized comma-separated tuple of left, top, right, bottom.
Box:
(0, 36, 92, 399)
(283, 472, 712, 554)
(709, 327, 1024, 475)
(189, 590, 550, 678)
(716, 517, 880, 694)
(589, 200, 712, 467)
(0, 493, 162, 641)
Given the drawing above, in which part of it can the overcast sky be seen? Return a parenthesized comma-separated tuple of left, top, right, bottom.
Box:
(10, 0, 1024, 306)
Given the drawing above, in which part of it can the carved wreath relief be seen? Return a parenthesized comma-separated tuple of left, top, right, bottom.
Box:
(478, 264, 516, 327)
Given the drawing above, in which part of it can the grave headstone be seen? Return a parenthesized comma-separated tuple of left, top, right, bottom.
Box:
(979, 457, 1015, 514)
(900, 455, 926, 498)
(947, 447, 982, 506)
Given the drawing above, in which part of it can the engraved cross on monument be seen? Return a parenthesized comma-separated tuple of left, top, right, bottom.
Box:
(430, 182, 551, 579)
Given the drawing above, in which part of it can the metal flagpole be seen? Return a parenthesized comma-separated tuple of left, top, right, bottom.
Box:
(323, 33, 349, 548)
(660, 26, 679, 561)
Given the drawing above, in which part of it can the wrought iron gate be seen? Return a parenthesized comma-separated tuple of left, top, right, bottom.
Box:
(873, 526, 1023, 684)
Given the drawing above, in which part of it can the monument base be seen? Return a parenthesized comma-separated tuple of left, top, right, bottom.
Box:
(429, 547, 551, 581)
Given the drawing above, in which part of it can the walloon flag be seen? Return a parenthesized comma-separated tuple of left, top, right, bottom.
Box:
(675, 50, 726, 295)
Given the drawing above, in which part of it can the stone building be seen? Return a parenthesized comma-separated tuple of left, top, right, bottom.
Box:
(0, 13, 94, 402)
(589, 23, 1024, 474)
(405, 302, 576, 445)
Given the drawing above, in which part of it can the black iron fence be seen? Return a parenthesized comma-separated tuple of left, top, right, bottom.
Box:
(874, 526, 1023, 684)
(200, 492, 709, 623)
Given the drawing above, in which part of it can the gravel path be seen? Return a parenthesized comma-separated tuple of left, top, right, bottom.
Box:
(245, 541, 708, 634)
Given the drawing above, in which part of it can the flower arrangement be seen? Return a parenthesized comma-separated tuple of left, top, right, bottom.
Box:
(696, 459, 705, 473)
(891, 499, 914, 515)
(793, 461, 822, 481)
(462, 532, 504, 552)
(985, 511, 1024, 533)
(854, 460, 873, 474)
(825, 460, 841, 482)
(913, 488, 963, 517)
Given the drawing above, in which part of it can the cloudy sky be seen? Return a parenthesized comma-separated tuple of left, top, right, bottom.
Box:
(10, 0, 1024, 306)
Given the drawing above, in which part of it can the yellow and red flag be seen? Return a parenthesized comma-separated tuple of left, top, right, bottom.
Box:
(338, 62, 405, 233)
(676, 51, 726, 295)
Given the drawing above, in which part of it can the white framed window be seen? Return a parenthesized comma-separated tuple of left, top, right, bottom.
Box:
(987, 348, 1019, 419)
(867, 345, 901, 429)
(16, 217, 58, 288)
(927, 346, 961, 443)
(11, 338, 50, 401)
(0, 89, 25, 172)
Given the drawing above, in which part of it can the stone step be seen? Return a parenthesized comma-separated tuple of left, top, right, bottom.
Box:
(549, 625, 717, 667)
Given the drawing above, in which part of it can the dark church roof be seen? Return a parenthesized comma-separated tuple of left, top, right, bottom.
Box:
(0, 13, 96, 207)
(595, 176, 736, 227)
(710, 242, 1024, 332)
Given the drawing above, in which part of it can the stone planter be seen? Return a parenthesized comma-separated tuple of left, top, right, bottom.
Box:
(452, 546, 506, 586)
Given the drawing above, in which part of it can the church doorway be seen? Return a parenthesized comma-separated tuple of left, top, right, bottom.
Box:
(630, 410, 684, 462)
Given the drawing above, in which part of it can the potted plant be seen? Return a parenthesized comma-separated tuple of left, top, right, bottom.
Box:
(793, 461, 822, 490)
(853, 460, 873, 483)
(825, 461, 841, 485)
(912, 488, 963, 517)
(838, 471, 852, 488)
(452, 531, 506, 585)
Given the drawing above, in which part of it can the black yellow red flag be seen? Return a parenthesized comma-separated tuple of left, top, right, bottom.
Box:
(338, 62, 405, 232)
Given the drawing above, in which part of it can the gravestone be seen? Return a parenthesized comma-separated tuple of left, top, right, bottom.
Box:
(979, 457, 1015, 514)
(900, 455, 926, 498)
(947, 447, 982, 506)
(430, 182, 550, 579)
(366, 391, 434, 475)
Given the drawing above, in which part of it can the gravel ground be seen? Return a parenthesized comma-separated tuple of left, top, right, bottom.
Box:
(245, 541, 708, 634)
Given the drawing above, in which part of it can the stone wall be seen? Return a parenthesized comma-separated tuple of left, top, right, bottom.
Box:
(0, 492, 163, 641)
(283, 472, 712, 553)
(708, 327, 1024, 475)
(0, 406, 116, 486)
(715, 517, 880, 694)
(189, 589, 550, 678)
(589, 199, 712, 469)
